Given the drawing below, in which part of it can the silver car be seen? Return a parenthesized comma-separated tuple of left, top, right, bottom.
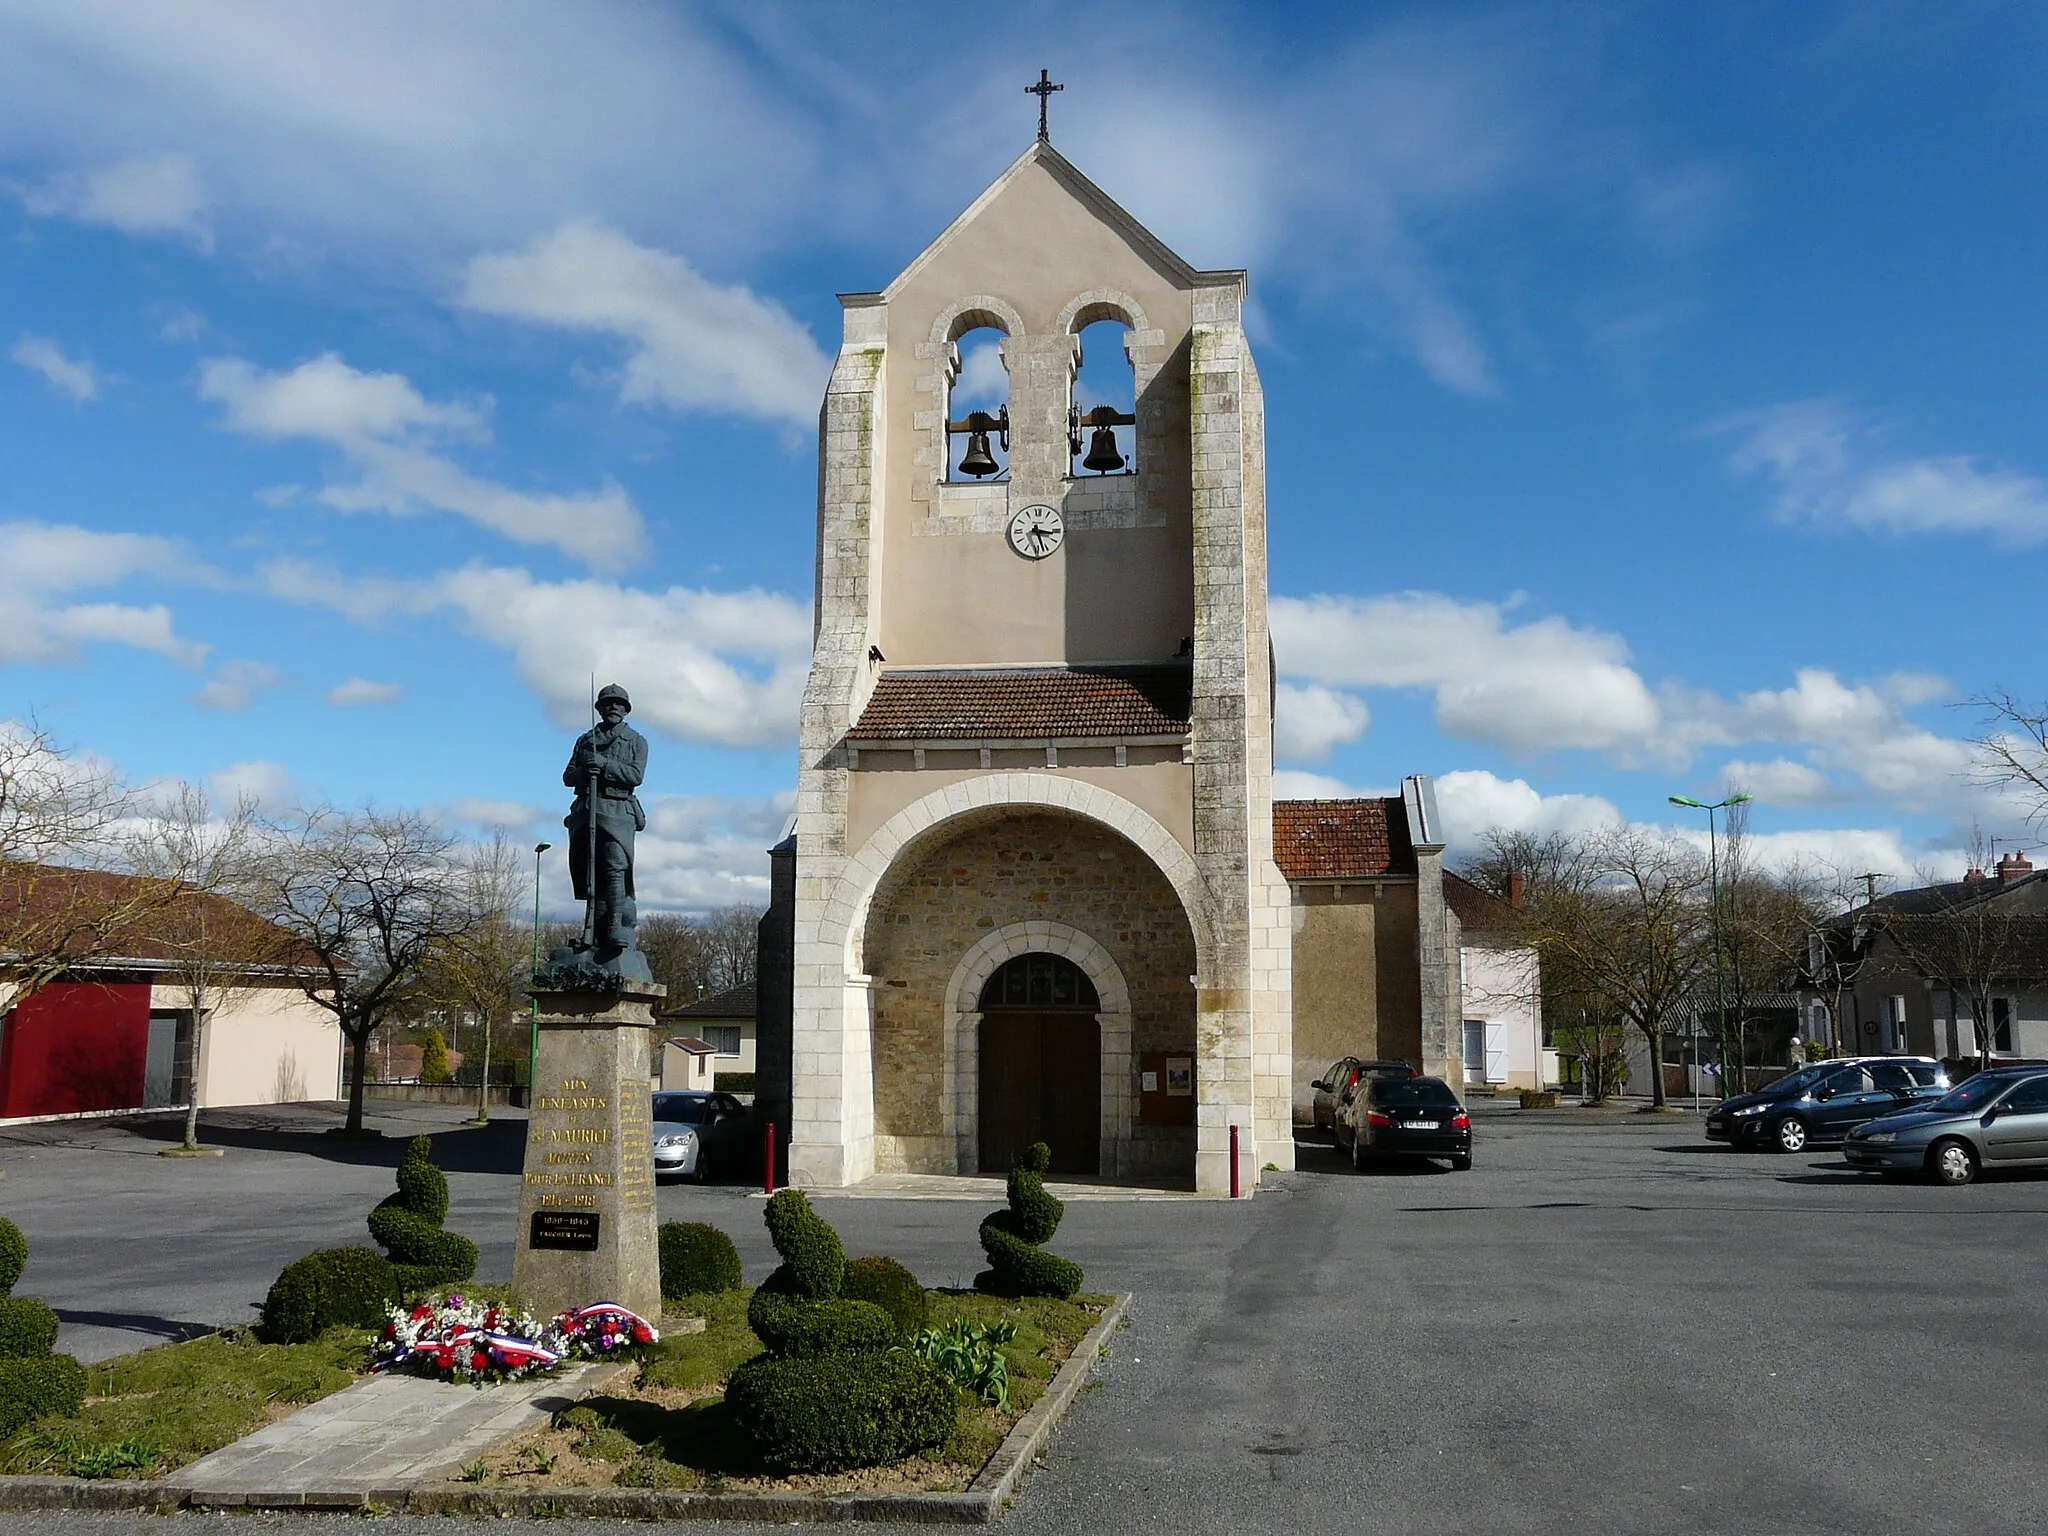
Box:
(1844, 1067, 2048, 1185)
(652, 1091, 752, 1183)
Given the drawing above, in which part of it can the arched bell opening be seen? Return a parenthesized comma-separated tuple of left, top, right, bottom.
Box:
(977, 954, 1101, 1176)
(946, 324, 1011, 482)
(1068, 316, 1136, 477)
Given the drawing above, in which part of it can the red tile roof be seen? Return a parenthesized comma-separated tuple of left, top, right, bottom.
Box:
(1271, 799, 1416, 881)
(1443, 870, 1514, 931)
(846, 667, 1191, 742)
(0, 863, 319, 973)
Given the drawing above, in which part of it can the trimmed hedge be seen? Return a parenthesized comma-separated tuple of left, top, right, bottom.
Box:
(259, 1246, 401, 1344)
(975, 1143, 1083, 1299)
(658, 1222, 743, 1299)
(841, 1256, 927, 1337)
(746, 1287, 894, 1359)
(0, 1219, 27, 1298)
(0, 1298, 60, 1359)
(723, 1351, 955, 1473)
(368, 1136, 475, 1291)
(0, 1354, 85, 1440)
(760, 1190, 842, 1299)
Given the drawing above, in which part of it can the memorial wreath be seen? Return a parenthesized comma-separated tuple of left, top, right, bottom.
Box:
(373, 1295, 658, 1384)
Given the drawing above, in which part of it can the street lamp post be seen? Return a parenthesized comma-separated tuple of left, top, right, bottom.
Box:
(530, 841, 552, 1104)
(1669, 793, 1752, 1103)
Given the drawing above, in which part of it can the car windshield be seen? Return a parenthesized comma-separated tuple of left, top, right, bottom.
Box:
(1372, 1079, 1459, 1108)
(1762, 1067, 1827, 1095)
(652, 1094, 711, 1124)
(1927, 1076, 2014, 1115)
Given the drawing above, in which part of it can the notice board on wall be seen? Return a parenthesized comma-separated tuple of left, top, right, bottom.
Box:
(1137, 1051, 1195, 1127)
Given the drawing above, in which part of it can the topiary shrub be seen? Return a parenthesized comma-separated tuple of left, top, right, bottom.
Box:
(726, 1190, 953, 1471)
(723, 1351, 957, 1473)
(259, 1246, 402, 1343)
(0, 1298, 60, 1359)
(658, 1221, 743, 1299)
(0, 1354, 85, 1439)
(975, 1142, 1083, 1299)
(0, 1219, 28, 1298)
(367, 1136, 476, 1292)
(841, 1256, 927, 1337)
(420, 1029, 452, 1085)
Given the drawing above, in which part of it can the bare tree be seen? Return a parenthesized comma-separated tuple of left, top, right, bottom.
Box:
(419, 835, 528, 1125)
(1970, 689, 2048, 821)
(702, 903, 763, 990)
(253, 807, 470, 1135)
(1874, 899, 2048, 1073)
(0, 724, 190, 1003)
(123, 785, 287, 1151)
(1715, 802, 1831, 1083)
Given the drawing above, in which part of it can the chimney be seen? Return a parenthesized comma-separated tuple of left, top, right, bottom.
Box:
(1964, 867, 1986, 886)
(1998, 851, 2033, 883)
(1508, 872, 1526, 909)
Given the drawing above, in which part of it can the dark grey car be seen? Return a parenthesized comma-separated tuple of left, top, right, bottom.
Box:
(1844, 1067, 2048, 1185)
(652, 1090, 752, 1182)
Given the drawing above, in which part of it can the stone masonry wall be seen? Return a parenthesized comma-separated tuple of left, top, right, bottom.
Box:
(862, 810, 1197, 1175)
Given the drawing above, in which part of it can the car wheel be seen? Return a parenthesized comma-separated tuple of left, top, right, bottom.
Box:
(696, 1148, 718, 1185)
(1350, 1132, 1370, 1172)
(1772, 1116, 1809, 1154)
(1929, 1138, 1978, 1187)
(1450, 1154, 1472, 1172)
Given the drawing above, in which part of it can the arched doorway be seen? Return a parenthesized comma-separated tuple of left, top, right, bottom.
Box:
(978, 953, 1101, 1176)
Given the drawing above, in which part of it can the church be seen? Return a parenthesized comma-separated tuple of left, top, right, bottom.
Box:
(753, 114, 1500, 1196)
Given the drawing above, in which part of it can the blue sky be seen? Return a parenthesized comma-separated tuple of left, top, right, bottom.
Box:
(4, 1, 2046, 913)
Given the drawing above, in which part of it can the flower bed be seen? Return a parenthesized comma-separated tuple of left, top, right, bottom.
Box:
(376, 1297, 658, 1384)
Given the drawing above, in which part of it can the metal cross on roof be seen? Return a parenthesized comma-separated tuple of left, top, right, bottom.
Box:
(1027, 69, 1063, 142)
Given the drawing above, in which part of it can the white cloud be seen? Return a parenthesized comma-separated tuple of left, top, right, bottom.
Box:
(207, 758, 296, 810)
(192, 658, 279, 711)
(200, 353, 645, 568)
(446, 797, 538, 829)
(0, 522, 207, 668)
(950, 337, 1008, 410)
(1433, 769, 1621, 849)
(1724, 398, 2048, 547)
(261, 560, 438, 626)
(24, 153, 210, 246)
(1718, 758, 1841, 808)
(435, 567, 811, 749)
(459, 221, 829, 426)
(158, 306, 207, 342)
(1272, 591, 1659, 754)
(1272, 769, 1387, 801)
(1273, 682, 1370, 763)
(326, 676, 404, 707)
(11, 335, 100, 401)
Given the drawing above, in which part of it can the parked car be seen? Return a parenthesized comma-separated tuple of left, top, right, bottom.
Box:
(652, 1090, 753, 1182)
(1339, 1075, 1472, 1171)
(1845, 1066, 2048, 1185)
(1310, 1057, 1416, 1133)
(1704, 1057, 1948, 1153)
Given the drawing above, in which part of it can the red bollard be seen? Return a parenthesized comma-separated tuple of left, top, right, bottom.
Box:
(764, 1120, 777, 1196)
(1229, 1123, 1240, 1199)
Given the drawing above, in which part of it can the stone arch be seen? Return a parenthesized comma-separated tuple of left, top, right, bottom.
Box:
(1055, 288, 1152, 338)
(930, 294, 1026, 347)
(924, 295, 1026, 486)
(824, 773, 1214, 980)
(930, 922, 1136, 1176)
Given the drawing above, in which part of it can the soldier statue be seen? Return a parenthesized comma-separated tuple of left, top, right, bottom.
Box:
(550, 682, 653, 983)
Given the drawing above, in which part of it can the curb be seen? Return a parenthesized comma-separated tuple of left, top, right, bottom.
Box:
(0, 1292, 1134, 1524)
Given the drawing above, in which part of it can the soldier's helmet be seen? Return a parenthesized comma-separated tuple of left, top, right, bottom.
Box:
(595, 683, 633, 714)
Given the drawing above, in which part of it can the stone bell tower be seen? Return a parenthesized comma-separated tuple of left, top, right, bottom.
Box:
(780, 109, 1292, 1196)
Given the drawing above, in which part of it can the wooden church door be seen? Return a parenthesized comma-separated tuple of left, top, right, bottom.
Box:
(977, 954, 1101, 1176)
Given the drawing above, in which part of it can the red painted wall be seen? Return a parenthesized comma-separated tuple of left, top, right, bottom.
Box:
(0, 981, 150, 1117)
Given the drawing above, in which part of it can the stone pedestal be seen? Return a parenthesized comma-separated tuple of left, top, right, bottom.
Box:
(512, 980, 664, 1321)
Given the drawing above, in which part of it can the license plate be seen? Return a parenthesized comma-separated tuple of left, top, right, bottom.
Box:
(1402, 1119, 1437, 1130)
(1707, 1120, 1724, 1131)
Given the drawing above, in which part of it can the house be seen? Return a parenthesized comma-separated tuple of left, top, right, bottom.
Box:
(659, 981, 756, 1083)
(1798, 852, 2048, 1065)
(1443, 872, 1548, 1092)
(658, 1037, 717, 1092)
(0, 866, 342, 1120)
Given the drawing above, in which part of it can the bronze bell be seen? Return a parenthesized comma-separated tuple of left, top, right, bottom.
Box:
(1082, 417, 1126, 475)
(952, 409, 995, 478)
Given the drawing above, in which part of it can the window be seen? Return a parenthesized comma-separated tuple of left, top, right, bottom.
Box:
(1371, 1079, 1460, 1108)
(1869, 1062, 1914, 1092)
(2001, 1076, 2048, 1113)
(979, 953, 1100, 1010)
(705, 1026, 742, 1058)
(1906, 1062, 1944, 1087)
(1824, 1068, 1872, 1097)
(1886, 995, 1908, 1053)
(1992, 997, 2015, 1053)
(946, 326, 1009, 482)
(1069, 318, 1136, 477)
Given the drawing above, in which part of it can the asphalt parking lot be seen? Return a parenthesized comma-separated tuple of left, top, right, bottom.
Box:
(2, 1098, 2046, 1536)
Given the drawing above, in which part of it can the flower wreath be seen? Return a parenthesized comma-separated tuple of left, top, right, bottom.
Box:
(374, 1295, 659, 1384)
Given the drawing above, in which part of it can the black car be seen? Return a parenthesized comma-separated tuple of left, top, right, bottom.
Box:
(1309, 1057, 1416, 1134)
(1704, 1057, 1948, 1153)
(1339, 1075, 1471, 1171)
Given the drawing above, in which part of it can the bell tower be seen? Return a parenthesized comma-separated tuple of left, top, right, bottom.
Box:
(784, 106, 1293, 1196)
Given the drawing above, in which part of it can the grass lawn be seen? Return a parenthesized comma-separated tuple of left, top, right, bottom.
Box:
(475, 1287, 1111, 1495)
(0, 1328, 373, 1480)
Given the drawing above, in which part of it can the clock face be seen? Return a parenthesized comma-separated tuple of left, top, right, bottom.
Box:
(1007, 503, 1064, 560)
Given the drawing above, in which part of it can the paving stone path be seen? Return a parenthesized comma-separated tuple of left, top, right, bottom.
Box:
(166, 1360, 631, 1508)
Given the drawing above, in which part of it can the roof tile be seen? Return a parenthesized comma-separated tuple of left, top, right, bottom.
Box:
(847, 667, 1191, 742)
(1272, 799, 1416, 881)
